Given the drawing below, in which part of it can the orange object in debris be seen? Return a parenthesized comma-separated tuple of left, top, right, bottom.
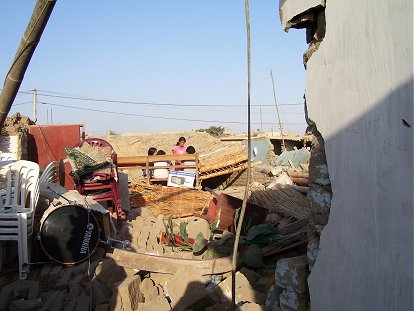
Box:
(205, 193, 268, 235)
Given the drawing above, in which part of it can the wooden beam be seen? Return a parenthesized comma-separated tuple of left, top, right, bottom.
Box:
(106, 249, 233, 275)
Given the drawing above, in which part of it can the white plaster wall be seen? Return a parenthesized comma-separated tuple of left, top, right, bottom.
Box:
(279, 0, 413, 310)
(301, 1, 413, 310)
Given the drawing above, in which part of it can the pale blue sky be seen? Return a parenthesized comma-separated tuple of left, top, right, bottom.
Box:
(0, 1, 308, 136)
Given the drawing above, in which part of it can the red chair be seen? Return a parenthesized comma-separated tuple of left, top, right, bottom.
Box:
(74, 138, 123, 220)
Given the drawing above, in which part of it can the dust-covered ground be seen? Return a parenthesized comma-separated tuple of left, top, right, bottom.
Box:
(101, 131, 243, 157)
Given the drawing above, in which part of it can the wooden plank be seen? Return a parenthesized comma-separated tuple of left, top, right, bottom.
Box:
(287, 171, 309, 179)
(200, 164, 248, 180)
(106, 249, 233, 275)
(291, 177, 308, 186)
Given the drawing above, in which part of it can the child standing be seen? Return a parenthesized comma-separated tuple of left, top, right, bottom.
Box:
(171, 136, 186, 170)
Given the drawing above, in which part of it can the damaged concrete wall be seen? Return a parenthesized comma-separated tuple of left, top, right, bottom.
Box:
(280, 0, 413, 310)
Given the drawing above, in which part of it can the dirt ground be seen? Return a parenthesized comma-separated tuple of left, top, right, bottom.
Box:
(101, 131, 242, 157)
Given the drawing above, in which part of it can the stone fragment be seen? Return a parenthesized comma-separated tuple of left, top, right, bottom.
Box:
(139, 278, 158, 302)
(109, 276, 144, 311)
(89, 279, 111, 306)
(149, 273, 171, 287)
(55, 268, 73, 289)
(236, 302, 264, 311)
(90, 246, 106, 264)
(137, 226, 151, 249)
(63, 298, 77, 311)
(239, 267, 263, 288)
(48, 264, 63, 288)
(136, 296, 171, 311)
(69, 283, 84, 300)
(153, 214, 165, 234)
(140, 207, 156, 222)
(75, 295, 91, 311)
(9, 299, 41, 311)
(215, 272, 265, 306)
(255, 276, 273, 293)
(306, 237, 319, 272)
(0, 280, 37, 310)
(40, 290, 66, 311)
(275, 255, 309, 293)
(265, 285, 283, 311)
(27, 281, 41, 300)
(39, 264, 52, 288)
(94, 304, 109, 311)
(94, 258, 128, 288)
(185, 217, 211, 240)
(164, 267, 206, 310)
(279, 289, 308, 311)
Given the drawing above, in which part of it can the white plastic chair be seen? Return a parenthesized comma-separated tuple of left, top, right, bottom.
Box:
(39, 161, 59, 184)
(0, 152, 17, 162)
(0, 160, 40, 279)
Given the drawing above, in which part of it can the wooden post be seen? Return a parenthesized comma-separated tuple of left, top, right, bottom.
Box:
(195, 153, 200, 188)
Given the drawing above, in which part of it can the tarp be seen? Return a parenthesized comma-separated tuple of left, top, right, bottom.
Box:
(274, 148, 309, 167)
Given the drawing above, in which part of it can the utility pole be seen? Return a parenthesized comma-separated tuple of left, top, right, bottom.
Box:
(260, 107, 263, 132)
(33, 89, 37, 123)
(270, 69, 286, 152)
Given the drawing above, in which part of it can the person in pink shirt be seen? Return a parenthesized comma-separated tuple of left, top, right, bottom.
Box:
(171, 136, 186, 170)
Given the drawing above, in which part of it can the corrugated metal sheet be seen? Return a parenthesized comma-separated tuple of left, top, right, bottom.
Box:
(28, 124, 83, 189)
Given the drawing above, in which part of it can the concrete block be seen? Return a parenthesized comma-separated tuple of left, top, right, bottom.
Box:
(275, 255, 309, 293)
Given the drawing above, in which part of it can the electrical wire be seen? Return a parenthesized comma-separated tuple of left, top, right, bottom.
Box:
(37, 101, 306, 126)
(10, 89, 303, 107)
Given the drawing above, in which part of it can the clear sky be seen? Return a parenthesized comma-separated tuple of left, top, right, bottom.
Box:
(0, 1, 308, 136)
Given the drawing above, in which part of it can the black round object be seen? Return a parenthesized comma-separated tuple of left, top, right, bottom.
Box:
(39, 204, 100, 265)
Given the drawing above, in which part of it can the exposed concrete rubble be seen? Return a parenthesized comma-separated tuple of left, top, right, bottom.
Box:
(280, 1, 325, 67)
(1, 113, 35, 135)
(0, 123, 315, 310)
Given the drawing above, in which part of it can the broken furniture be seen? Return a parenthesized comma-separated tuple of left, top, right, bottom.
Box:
(66, 138, 123, 220)
(28, 124, 85, 190)
(0, 160, 40, 279)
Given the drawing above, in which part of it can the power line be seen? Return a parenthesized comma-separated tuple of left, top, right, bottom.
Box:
(13, 101, 32, 106)
(37, 101, 306, 126)
(12, 89, 303, 107)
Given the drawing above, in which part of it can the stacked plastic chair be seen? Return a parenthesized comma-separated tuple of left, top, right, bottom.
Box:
(68, 138, 123, 220)
(0, 160, 40, 279)
(39, 161, 59, 185)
